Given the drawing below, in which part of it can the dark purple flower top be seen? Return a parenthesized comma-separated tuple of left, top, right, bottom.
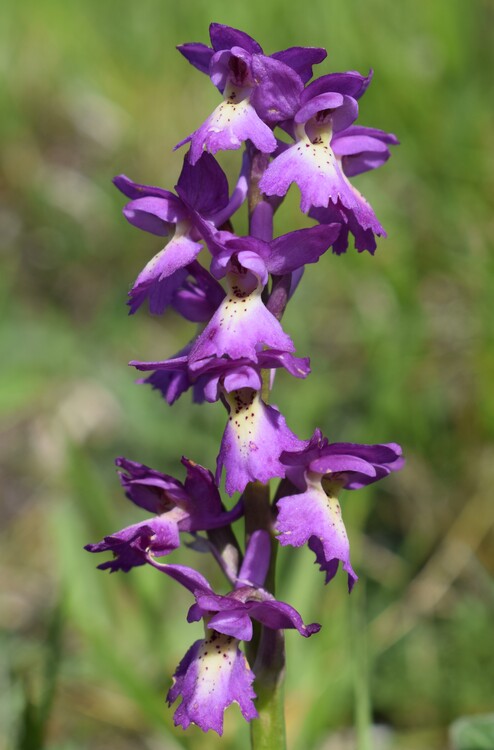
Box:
(131, 349, 311, 405)
(84, 457, 243, 572)
(282, 428, 404, 490)
(150, 531, 320, 640)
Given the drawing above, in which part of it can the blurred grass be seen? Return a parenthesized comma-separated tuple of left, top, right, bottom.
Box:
(1, 0, 493, 748)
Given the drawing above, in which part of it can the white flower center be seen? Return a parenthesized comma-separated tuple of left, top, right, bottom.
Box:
(224, 389, 263, 458)
(195, 632, 238, 700)
(294, 122, 338, 175)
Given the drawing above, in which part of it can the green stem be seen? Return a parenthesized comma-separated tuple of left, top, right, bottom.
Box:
(351, 582, 372, 750)
(250, 628, 287, 750)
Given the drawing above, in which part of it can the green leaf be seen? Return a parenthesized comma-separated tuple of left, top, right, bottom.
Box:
(451, 714, 494, 750)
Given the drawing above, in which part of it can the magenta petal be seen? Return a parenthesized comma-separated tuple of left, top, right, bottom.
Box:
(168, 635, 257, 735)
(189, 286, 294, 364)
(129, 236, 202, 315)
(260, 138, 385, 230)
(188, 98, 277, 164)
(217, 393, 304, 495)
(260, 140, 343, 213)
(223, 366, 262, 393)
(275, 483, 357, 589)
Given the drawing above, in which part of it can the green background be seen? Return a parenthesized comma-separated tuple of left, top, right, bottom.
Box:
(1, 1, 493, 748)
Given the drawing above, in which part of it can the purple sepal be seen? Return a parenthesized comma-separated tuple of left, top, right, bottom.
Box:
(115, 156, 231, 315)
(117, 190, 186, 236)
(295, 92, 359, 133)
(132, 349, 310, 406)
(309, 202, 380, 255)
(281, 430, 403, 489)
(176, 153, 230, 216)
(135, 349, 191, 405)
(177, 42, 214, 74)
(210, 225, 341, 277)
(115, 456, 188, 513)
(271, 46, 327, 84)
(151, 553, 321, 639)
(266, 224, 342, 274)
(301, 70, 373, 103)
(332, 125, 399, 178)
(84, 516, 181, 573)
(171, 261, 226, 323)
(113, 174, 182, 206)
(167, 635, 257, 735)
(192, 589, 321, 640)
(127, 237, 200, 315)
(180, 457, 244, 531)
(237, 530, 270, 588)
(250, 55, 304, 123)
(158, 566, 320, 642)
(85, 456, 243, 572)
(209, 23, 263, 55)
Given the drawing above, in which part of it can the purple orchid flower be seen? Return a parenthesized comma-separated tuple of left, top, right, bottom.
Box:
(113, 153, 245, 314)
(309, 125, 399, 254)
(275, 429, 404, 590)
(147, 531, 320, 734)
(131, 351, 310, 495)
(176, 23, 326, 163)
(259, 71, 393, 246)
(217, 384, 306, 496)
(131, 348, 310, 405)
(175, 209, 341, 364)
(84, 456, 243, 572)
